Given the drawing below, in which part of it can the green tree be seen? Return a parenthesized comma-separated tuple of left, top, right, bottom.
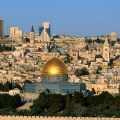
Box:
(118, 85, 120, 95)
(94, 38, 101, 43)
(74, 67, 89, 77)
(13, 94, 21, 107)
(72, 92, 84, 104)
(4, 81, 12, 92)
(117, 38, 120, 42)
(2, 44, 5, 51)
(97, 66, 102, 71)
(95, 66, 102, 74)
(0, 82, 4, 91)
(85, 45, 89, 50)
(111, 41, 116, 46)
(48, 94, 65, 113)
(0, 94, 21, 109)
(66, 91, 71, 110)
(86, 39, 92, 44)
(97, 91, 113, 104)
(0, 44, 2, 52)
(13, 83, 22, 90)
(32, 92, 48, 112)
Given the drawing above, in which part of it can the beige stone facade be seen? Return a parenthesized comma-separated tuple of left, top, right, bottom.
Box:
(110, 31, 118, 41)
(9, 27, 23, 42)
(0, 116, 119, 120)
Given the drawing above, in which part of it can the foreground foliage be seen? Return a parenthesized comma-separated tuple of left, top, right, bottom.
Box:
(0, 94, 21, 109)
(29, 91, 120, 117)
(1, 91, 120, 117)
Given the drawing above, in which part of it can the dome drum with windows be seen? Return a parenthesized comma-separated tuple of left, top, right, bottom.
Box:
(41, 57, 68, 83)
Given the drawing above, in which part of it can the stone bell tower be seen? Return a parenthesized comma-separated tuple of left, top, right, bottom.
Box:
(103, 39, 109, 63)
(30, 26, 35, 45)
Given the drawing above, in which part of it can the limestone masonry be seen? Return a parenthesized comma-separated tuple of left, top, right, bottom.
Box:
(0, 116, 119, 120)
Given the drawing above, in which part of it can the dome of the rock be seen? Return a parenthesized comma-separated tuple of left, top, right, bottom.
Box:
(42, 57, 68, 75)
(41, 57, 68, 83)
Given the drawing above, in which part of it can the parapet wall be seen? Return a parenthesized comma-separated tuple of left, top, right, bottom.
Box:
(0, 116, 120, 120)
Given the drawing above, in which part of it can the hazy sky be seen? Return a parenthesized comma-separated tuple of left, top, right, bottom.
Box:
(1, 0, 120, 37)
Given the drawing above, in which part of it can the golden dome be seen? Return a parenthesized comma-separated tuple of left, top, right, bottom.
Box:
(42, 57, 68, 75)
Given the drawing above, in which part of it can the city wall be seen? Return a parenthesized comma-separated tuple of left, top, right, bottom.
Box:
(0, 116, 120, 120)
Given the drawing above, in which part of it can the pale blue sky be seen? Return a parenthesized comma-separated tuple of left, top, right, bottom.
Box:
(1, 0, 120, 37)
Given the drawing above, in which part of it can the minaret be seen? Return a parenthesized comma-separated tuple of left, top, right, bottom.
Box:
(103, 39, 109, 63)
(30, 26, 35, 45)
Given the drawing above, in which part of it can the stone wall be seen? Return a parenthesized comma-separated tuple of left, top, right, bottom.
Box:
(0, 116, 120, 120)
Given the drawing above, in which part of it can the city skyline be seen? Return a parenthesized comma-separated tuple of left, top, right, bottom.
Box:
(1, 0, 120, 117)
(1, 0, 120, 37)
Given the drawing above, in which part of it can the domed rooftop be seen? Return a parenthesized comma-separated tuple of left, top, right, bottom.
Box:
(51, 48, 60, 53)
(58, 47, 67, 55)
(95, 54, 103, 59)
(51, 47, 67, 56)
(42, 57, 68, 75)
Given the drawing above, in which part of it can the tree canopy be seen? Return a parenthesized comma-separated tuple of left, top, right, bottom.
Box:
(74, 67, 89, 77)
(0, 94, 21, 109)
